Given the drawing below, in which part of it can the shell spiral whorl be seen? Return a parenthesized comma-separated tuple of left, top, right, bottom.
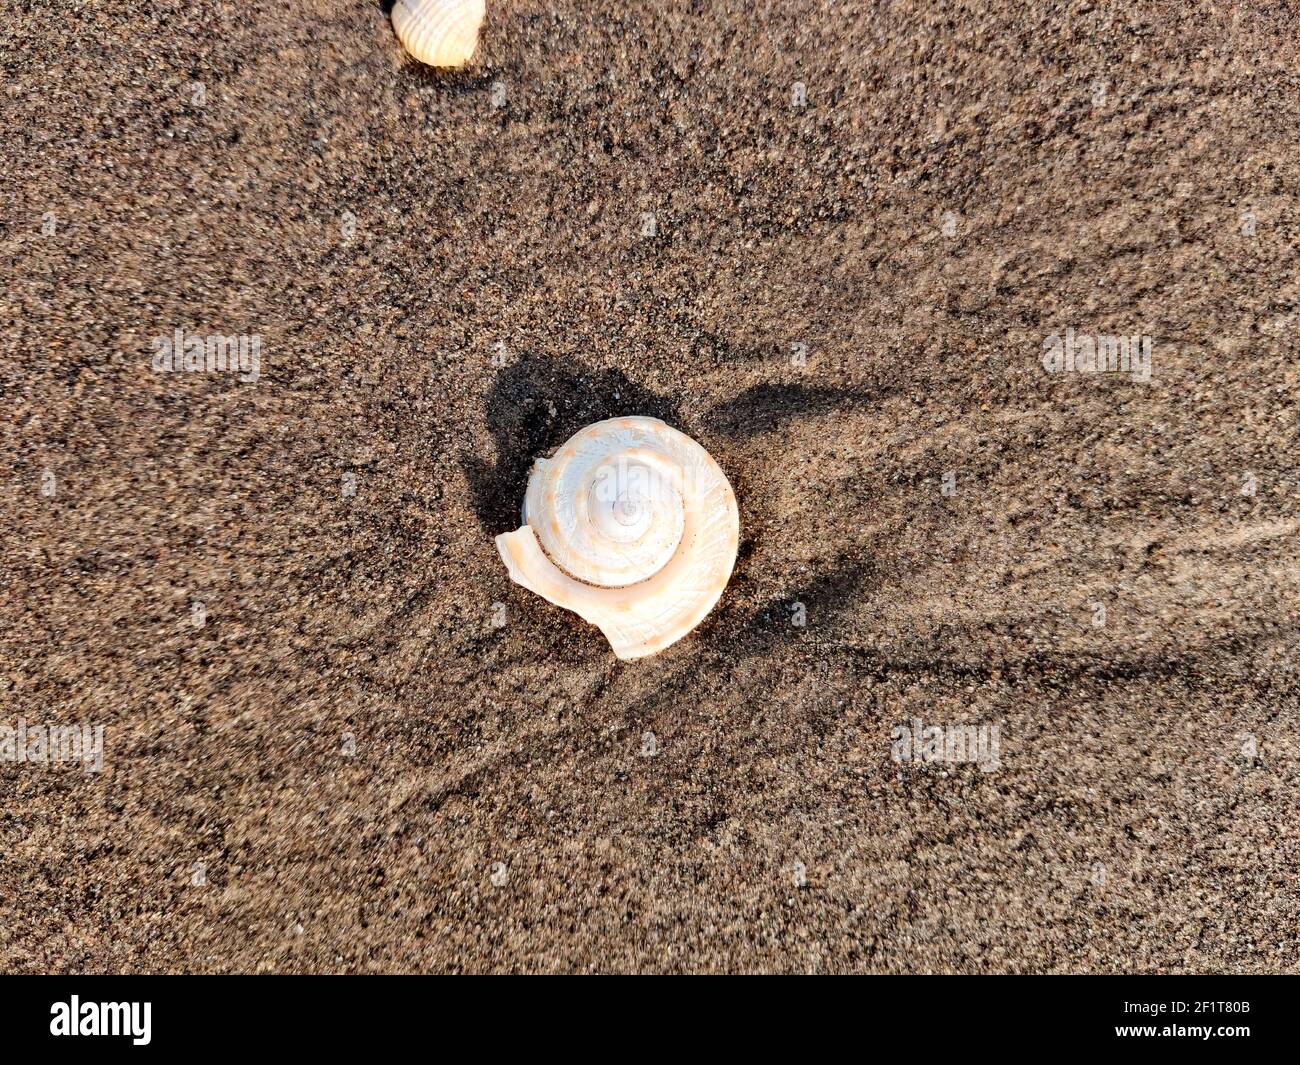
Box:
(525, 438, 687, 588)
(497, 417, 740, 660)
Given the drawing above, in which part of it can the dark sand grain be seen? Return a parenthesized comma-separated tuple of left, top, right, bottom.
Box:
(1, 0, 1298, 972)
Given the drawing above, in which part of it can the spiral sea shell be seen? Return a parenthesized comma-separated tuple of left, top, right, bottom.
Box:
(495, 417, 740, 660)
(391, 0, 485, 68)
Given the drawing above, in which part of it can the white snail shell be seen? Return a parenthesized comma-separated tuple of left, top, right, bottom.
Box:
(495, 417, 740, 660)
(391, 0, 485, 68)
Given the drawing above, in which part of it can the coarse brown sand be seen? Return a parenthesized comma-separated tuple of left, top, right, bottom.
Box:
(1, 0, 1298, 973)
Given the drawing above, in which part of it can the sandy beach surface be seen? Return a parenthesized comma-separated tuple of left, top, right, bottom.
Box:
(2, 0, 1298, 972)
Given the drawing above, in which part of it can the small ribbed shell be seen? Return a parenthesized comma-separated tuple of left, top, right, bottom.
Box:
(496, 417, 740, 660)
(391, 0, 485, 68)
